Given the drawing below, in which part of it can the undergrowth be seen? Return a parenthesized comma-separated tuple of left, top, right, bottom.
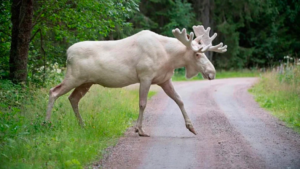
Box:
(0, 71, 141, 168)
(249, 67, 300, 132)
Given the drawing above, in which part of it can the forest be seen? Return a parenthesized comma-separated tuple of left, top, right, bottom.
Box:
(0, 0, 300, 168)
(1, 0, 300, 85)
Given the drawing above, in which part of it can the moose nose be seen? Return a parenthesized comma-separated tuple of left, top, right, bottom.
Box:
(208, 73, 215, 80)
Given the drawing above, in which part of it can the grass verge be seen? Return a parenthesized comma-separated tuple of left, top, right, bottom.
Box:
(172, 69, 260, 81)
(0, 83, 140, 169)
(249, 69, 300, 132)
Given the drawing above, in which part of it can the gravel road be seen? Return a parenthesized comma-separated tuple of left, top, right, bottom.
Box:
(95, 78, 300, 169)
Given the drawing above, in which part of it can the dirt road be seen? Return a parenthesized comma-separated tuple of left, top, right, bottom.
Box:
(96, 78, 300, 169)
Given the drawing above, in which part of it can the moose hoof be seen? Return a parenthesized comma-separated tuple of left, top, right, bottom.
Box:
(135, 127, 150, 137)
(186, 124, 197, 135)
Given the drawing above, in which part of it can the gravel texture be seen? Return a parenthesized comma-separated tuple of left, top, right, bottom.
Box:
(94, 78, 300, 169)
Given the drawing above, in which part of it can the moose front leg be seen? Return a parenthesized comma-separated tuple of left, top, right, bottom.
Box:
(159, 79, 197, 135)
(135, 80, 151, 137)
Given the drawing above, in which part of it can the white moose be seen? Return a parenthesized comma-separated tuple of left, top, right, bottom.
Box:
(45, 25, 227, 137)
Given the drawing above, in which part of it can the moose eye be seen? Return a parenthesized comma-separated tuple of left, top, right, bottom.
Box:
(195, 53, 202, 59)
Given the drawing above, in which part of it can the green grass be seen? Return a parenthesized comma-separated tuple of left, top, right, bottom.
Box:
(216, 70, 260, 79)
(0, 84, 140, 169)
(172, 69, 260, 81)
(147, 91, 156, 99)
(249, 69, 300, 132)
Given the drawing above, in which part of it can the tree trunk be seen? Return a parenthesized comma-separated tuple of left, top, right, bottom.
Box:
(193, 0, 214, 61)
(9, 0, 33, 83)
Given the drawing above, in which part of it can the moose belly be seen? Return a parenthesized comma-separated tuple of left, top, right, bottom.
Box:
(68, 60, 139, 88)
(94, 75, 139, 88)
(89, 66, 139, 87)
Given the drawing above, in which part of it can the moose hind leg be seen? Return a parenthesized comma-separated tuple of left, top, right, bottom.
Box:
(45, 82, 75, 122)
(68, 83, 93, 127)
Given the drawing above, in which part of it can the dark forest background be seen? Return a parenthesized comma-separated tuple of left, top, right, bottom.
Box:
(1, 0, 300, 85)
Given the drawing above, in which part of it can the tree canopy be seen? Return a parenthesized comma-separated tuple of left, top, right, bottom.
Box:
(0, 0, 299, 84)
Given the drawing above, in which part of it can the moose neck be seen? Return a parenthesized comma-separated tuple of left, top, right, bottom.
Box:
(163, 38, 193, 70)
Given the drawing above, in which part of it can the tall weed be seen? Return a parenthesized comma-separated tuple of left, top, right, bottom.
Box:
(0, 74, 139, 168)
(250, 67, 300, 131)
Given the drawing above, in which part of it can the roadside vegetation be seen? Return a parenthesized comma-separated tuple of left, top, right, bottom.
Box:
(172, 69, 260, 81)
(0, 71, 140, 168)
(250, 67, 300, 132)
(1, 0, 299, 168)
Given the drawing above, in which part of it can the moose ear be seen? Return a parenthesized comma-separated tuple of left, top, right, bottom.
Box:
(195, 53, 202, 59)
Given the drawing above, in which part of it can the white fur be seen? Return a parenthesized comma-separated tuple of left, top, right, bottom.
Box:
(65, 30, 215, 86)
(46, 27, 226, 137)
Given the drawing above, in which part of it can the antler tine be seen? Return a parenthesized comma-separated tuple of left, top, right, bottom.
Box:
(210, 33, 217, 41)
(206, 43, 228, 53)
(193, 25, 205, 37)
(203, 41, 227, 53)
(193, 25, 227, 53)
(172, 28, 199, 51)
(172, 28, 193, 45)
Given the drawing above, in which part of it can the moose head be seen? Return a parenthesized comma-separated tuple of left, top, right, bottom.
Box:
(172, 26, 227, 80)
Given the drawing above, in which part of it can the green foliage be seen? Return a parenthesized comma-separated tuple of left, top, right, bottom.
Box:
(214, 0, 265, 69)
(160, 0, 195, 36)
(138, 0, 195, 36)
(277, 67, 300, 86)
(0, 76, 139, 168)
(0, 80, 27, 108)
(214, 0, 300, 69)
(28, 0, 139, 82)
(147, 91, 157, 99)
(2, 0, 300, 81)
(172, 69, 260, 81)
(250, 68, 300, 132)
(0, 1, 12, 79)
(215, 69, 260, 79)
(27, 61, 65, 87)
(1, 0, 300, 167)
(1, 0, 140, 84)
